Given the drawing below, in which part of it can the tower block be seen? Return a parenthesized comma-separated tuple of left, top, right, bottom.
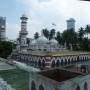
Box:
(19, 14, 28, 51)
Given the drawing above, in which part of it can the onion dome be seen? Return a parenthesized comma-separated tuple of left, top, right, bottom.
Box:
(50, 38, 58, 44)
(20, 14, 28, 20)
(30, 39, 37, 45)
(36, 30, 49, 44)
(50, 35, 58, 44)
(37, 36, 49, 44)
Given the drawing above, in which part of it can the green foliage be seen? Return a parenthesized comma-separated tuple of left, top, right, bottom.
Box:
(49, 29, 55, 40)
(56, 32, 62, 44)
(42, 28, 56, 40)
(34, 24, 90, 51)
(0, 41, 15, 58)
(42, 28, 49, 39)
(34, 32, 39, 39)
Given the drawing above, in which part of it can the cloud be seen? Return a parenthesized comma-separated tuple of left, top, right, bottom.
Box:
(38, 0, 51, 3)
(6, 23, 19, 40)
(15, 0, 90, 38)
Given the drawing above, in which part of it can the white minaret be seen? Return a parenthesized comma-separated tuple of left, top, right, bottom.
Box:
(19, 14, 28, 51)
(67, 18, 75, 31)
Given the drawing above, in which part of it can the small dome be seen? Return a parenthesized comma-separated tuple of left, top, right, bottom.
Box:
(50, 39, 58, 44)
(22, 14, 27, 18)
(21, 14, 28, 20)
(30, 39, 37, 45)
(37, 36, 49, 44)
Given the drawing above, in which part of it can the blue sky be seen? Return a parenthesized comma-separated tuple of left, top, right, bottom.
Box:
(0, 0, 28, 39)
(1, 0, 90, 39)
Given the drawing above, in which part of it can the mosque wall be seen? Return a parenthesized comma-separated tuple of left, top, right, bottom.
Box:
(11, 53, 90, 68)
(29, 72, 90, 90)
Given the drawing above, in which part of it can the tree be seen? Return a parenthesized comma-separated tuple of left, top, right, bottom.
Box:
(49, 29, 55, 40)
(85, 24, 90, 34)
(0, 41, 15, 58)
(56, 31, 62, 44)
(78, 27, 84, 39)
(62, 29, 78, 50)
(42, 28, 49, 39)
(34, 32, 39, 39)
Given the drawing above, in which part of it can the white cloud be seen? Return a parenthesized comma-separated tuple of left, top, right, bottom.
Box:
(6, 23, 19, 40)
(13, 0, 90, 39)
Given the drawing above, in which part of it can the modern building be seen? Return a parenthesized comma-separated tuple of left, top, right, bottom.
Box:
(67, 18, 75, 30)
(0, 16, 6, 41)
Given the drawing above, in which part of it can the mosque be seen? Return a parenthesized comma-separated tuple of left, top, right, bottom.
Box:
(28, 31, 60, 52)
(9, 14, 90, 69)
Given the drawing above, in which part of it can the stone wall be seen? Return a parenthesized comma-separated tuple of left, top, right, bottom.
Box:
(12, 53, 90, 68)
(0, 78, 15, 90)
(29, 72, 90, 90)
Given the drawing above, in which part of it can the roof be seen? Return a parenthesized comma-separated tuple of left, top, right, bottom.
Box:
(38, 68, 82, 82)
(23, 51, 90, 56)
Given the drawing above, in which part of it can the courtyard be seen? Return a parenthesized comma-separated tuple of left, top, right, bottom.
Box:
(0, 69, 29, 90)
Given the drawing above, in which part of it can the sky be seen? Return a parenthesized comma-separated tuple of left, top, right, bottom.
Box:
(1, 0, 90, 39)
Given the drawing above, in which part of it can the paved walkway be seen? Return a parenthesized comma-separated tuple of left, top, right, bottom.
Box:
(0, 58, 15, 70)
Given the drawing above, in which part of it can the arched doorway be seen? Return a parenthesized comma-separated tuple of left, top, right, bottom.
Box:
(42, 60, 45, 68)
(38, 60, 41, 67)
(39, 84, 44, 90)
(51, 60, 55, 67)
(31, 81, 36, 90)
(56, 60, 60, 67)
(61, 59, 63, 65)
(84, 82, 88, 90)
(76, 86, 80, 90)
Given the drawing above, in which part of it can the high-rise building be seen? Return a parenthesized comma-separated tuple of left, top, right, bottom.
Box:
(0, 16, 6, 41)
(67, 18, 75, 30)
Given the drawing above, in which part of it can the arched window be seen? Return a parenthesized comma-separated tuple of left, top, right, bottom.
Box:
(39, 84, 44, 90)
(76, 86, 80, 90)
(31, 81, 36, 90)
(84, 82, 88, 90)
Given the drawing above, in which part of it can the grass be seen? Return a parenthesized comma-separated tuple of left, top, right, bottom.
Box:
(0, 69, 29, 90)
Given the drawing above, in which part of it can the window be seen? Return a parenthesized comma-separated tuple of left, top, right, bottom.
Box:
(31, 81, 36, 90)
(76, 86, 80, 90)
(84, 82, 88, 90)
(39, 84, 44, 90)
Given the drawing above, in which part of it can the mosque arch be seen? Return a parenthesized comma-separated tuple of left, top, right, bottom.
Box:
(84, 82, 88, 90)
(39, 84, 44, 90)
(38, 59, 42, 67)
(68, 58, 70, 64)
(51, 60, 55, 67)
(71, 58, 74, 64)
(64, 59, 67, 65)
(31, 81, 36, 90)
(61, 59, 63, 65)
(77, 56, 79, 62)
(42, 60, 45, 68)
(76, 86, 80, 90)
(56, 60, 60, 67)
